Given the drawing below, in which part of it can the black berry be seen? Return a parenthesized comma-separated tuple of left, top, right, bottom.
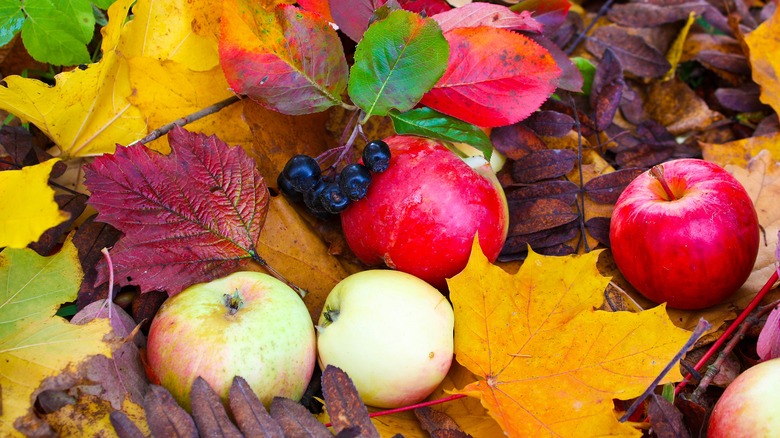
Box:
(339, 163, 372, 201)
(276, 173, 303, 202)
(303, 179, 328, 214)
(362, 140, 391, 173)
(319, 182, 351, 214)
(281, 155, 321, 192)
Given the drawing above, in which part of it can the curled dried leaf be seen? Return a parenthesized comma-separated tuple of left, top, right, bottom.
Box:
(321, 365, 379, 438)
(511, 149, 577, 183)
(143, 385, 197, 438)
(190, 377, 243, 438)
(508, 198, 579, 235)
(229, 376, 284, 437)
(269, 397, 331, 438)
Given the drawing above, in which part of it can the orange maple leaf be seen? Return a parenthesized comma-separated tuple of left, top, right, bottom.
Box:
(448, 240, 691, 437)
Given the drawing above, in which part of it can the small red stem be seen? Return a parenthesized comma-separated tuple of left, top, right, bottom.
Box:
(675, 269, 780, 395)
(649, 165, 677, 201)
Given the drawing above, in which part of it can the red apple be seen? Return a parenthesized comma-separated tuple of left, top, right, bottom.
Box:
(146, 271, 316, 411)
(609, 159, 759, 310)
(708, 358, 780, 437)
(341, 135, 509, 289)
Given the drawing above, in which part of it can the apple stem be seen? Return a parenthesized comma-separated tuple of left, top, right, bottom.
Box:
(649, 164, 677, 201)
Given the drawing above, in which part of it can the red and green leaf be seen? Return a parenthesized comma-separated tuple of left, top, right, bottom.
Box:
(84, 126, 269, 295)
(330, 0, 390, 43)
(348, 9, 449, 120)
(433, 3, 542, 34)
(389, 107, 493, 158)
(219, 2, 348, 115)
(421, 26, 560, 128)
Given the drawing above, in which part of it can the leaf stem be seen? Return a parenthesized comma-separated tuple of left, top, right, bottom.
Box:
(99, 247, 115, 321)
(568, 94, 590, 252)
(675, 270, 780, 395)
(565, 0, 619, 55)
(129, 96, 241, 146)
(324, 393, 468, 427)
(250, 251, 309, 298)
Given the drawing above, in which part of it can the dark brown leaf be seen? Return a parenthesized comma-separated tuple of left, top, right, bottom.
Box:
(715, 85, 767, 112)
(607, 2, 709, 28)
(511, 149, 577, 183)
(584, 168, 645, 204)
(490, 124, 545, 160)
(334, 426, 364, 438)
(523, 111, 575, 138)
(321, 365, 379, 438)
(0, 125, 41, 167)
(648, 394, 690, 438)
(536, 243, 575, 256)
(508, 198, 579, 235)
(29, 193, 87, 256)
(229, 376, 284, 438)
(754, 114, 780, 137)
(635, 121, 677, 148)
(529, 34, 583, 93)
(586, 27, 671, 78)
(36, 389, 75, 413)
(131, 290, 167, 331)
(541, 99, 596, 136)
(675, 394, 709, 437)
(190, 377, 243, 438)
(73, 214, 122, 309)
(584, 217, 611, 247)
(590, 49, 624, 132)
(144, 385, 198, 438)
(432, 430, 471, 438)
(695, 50, 750, 75)
(615, 144, 675, 169)
(506, 180, 579, 205)
(110, 410, 147, 438)
(269, 397, 331, 438)
(415, 407, 461, 434)
(501, 221, 579, 256)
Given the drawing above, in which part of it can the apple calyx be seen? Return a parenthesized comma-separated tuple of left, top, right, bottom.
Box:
(223, 289, 245, 315)
(320, 305, 339, 328)
(649, 164, 678, 201)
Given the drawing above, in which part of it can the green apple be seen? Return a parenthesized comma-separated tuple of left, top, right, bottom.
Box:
(146, 271, 316, 411)
(317, 270, 454, 408)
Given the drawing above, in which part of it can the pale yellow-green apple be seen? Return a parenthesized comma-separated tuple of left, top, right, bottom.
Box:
(708, 358, 780, 437)
(316, 269, 454, 408)
(341, 135, 509, 289)
(146, 271, 316, 411)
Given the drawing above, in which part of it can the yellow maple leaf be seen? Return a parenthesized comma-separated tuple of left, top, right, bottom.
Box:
(0, 0, 146, 158)
(745, 7, 780, 114)
(0, 240, 113, 436)
(0, 159, 69, 248)
(701, 132, 780, 168)
(118, 0, 222, 71)
(448, 240, 691, 437)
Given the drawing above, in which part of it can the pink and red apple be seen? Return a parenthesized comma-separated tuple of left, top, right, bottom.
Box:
(609, 159, 759, 310)
(341, 135, 509, 289)
(708, 358, 780, 437)
(146, 271, 316, 411)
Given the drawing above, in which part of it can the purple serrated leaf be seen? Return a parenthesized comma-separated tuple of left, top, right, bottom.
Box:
(84, 126, 269, 295)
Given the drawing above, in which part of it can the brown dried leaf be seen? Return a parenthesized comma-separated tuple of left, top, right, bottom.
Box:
(541, 99, 597, 136)
(590, 49, 624, 132)
(615, 143, 675, 168)
(190, 377, 243, 438)
(506, 180, 579, 205)
(647, 394, 690, 438)
(511, 149, 577, 183)
(28, 193, 88, 256)
(714, 84, 767, 112)
(143, 385, 198, 438)
(269, 397, 331, 438)
(608, 2, 709, 28)
(523, 111, 574, 137)
(584, 168, 645, 204)
(229, 376, 284, 438)
(491, 123, 545, 160)
(695, 50, 750, 75)
(322, 365, 379, 438)
(73, 215, 123, 309)
(508, 198, 579, 235)
(500, 221, 579, 259)
(644, 78, 724, 135)
(414, 406, 461, 435)
(586, 26, 671, 78)
(110, 410, 146, 438)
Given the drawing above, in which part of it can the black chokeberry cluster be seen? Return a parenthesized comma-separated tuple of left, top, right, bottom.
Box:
(277, 140, 391, 215)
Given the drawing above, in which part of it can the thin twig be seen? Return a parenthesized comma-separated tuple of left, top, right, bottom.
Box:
(564, 0, 619, 55)
(568, 94, 590, 252)
(250, 251, 308, 298)
(130, 96, 241, 146)
(619, 318, 710, 422)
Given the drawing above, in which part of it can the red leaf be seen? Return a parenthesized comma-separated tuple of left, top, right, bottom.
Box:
(219, 2, 348, 115)
(84, 126, 269, 295)
(330, 0, 389, 42)
(398, 0, 451, 16)
(421, 26, 560, 127)
(432, 3, 542, 33)
(511, 0, 571, 33)
(297, 0, 334, 22)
